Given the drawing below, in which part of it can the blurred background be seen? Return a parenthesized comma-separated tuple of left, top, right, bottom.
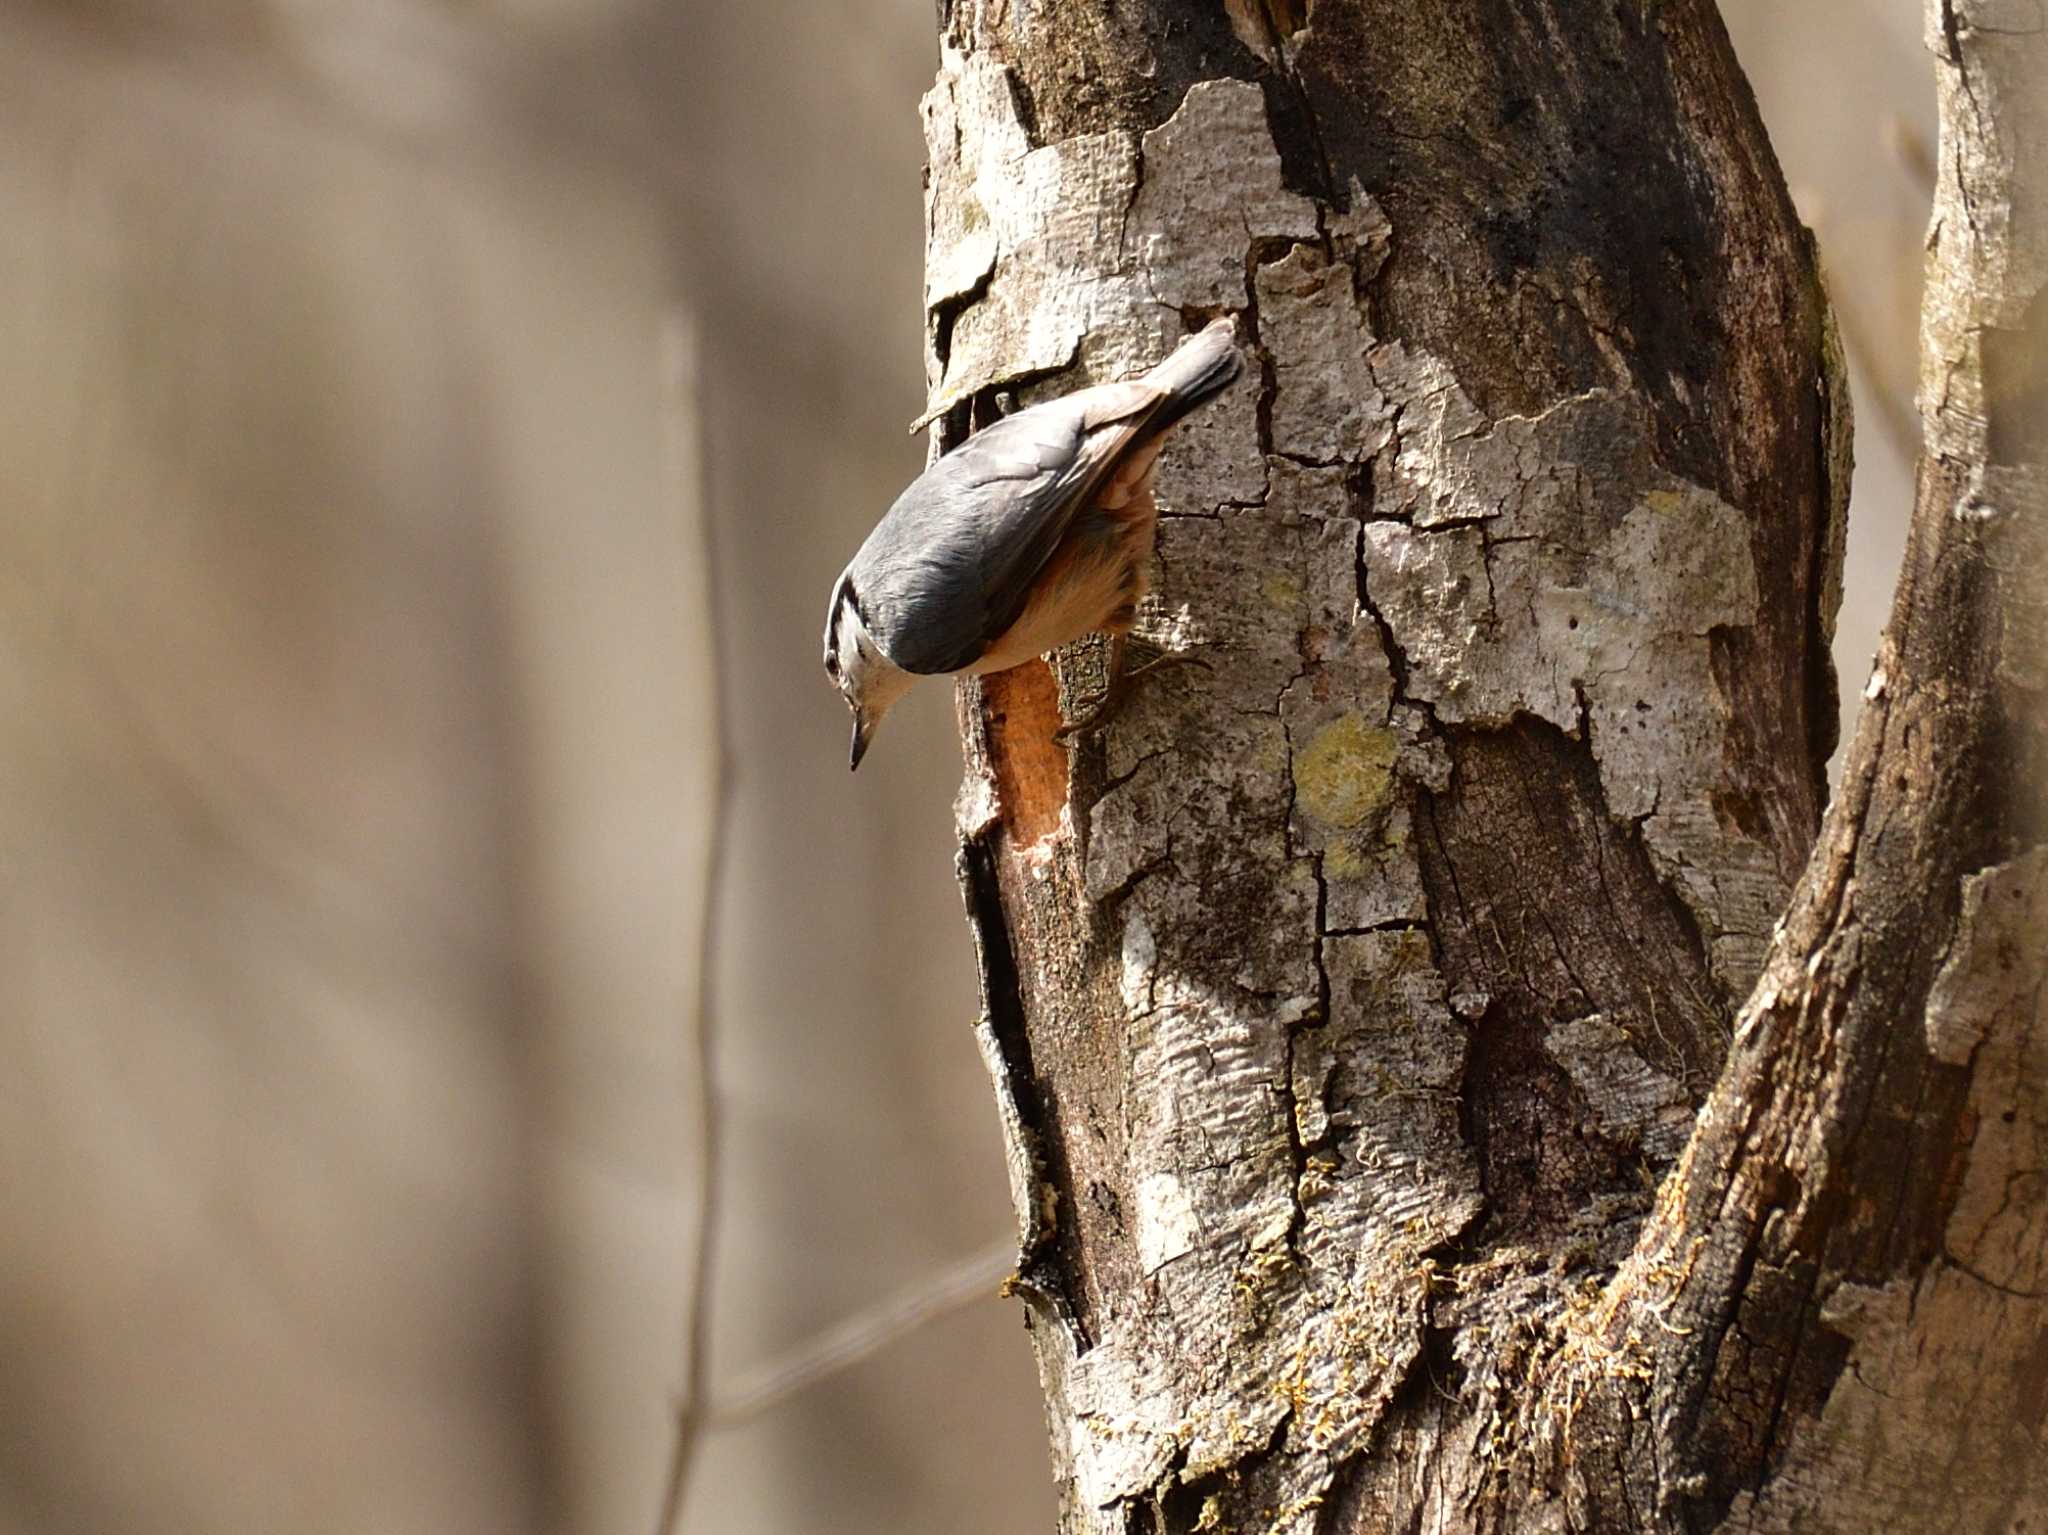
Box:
(0, 3, 1930, 1532)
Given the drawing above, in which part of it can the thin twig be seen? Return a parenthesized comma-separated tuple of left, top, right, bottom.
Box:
(653, 309, 735, 1535)
(709, 1240, 1017, 1428)
(645, 315, 1015, 1522)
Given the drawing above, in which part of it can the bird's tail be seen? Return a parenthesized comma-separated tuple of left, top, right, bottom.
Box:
(1140, 318, 1243, 432)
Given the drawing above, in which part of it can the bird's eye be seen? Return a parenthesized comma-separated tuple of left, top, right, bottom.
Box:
(825, 652, 841, 679)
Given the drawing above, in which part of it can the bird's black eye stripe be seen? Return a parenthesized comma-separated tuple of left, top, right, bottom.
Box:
(824, 578, 859, 678)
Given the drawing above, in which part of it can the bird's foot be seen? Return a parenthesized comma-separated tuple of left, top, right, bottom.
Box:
(1051, 691, 1123, 742)
(1124, 646, 1212, 683)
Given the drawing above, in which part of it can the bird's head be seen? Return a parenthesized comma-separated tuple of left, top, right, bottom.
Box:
(823, 575, 914, 771)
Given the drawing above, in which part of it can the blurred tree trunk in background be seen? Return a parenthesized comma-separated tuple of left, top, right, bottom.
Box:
(929, 1, 2043, 1529)
(0, 6, 1048, 1533)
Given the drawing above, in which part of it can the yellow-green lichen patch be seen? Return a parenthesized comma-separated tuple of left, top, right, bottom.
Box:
(1323, 840, 1368, 880)
(1322, 811, 1412, 882)
(1261, 570, 1303, 610)
(1293, 715, 1398, 829)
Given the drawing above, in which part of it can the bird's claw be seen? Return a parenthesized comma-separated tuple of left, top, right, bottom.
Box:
(1124, 649, 1212, 682)
(1052, 699, 1118, 742)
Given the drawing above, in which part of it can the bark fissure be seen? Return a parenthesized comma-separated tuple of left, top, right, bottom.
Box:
(959, 826, 1095, 1348)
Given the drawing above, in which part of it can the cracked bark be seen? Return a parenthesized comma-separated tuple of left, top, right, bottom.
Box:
(927, 2, 2043, 1530)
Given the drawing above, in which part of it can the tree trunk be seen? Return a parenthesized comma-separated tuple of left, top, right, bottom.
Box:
(926, 2, 2043, 1531)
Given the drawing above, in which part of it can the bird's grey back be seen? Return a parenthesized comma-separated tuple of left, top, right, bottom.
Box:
(845, 323, 1242, 677)
(846, 402, 1098, 675)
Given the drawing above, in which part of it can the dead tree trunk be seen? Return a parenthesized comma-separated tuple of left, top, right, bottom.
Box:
(926, 2, 2043, 1531)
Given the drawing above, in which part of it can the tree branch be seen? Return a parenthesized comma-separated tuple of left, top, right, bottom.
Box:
(652, 309, 733, 1535)
(708, 1240, 1016, 1428)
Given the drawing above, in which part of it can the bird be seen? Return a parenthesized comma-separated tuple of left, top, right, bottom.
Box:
(823, 318, 1242, 770)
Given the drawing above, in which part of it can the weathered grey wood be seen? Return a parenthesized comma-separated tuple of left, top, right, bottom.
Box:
(928, 1, 2043, 1530)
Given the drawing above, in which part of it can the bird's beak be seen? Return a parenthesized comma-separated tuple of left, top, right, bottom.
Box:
(849, 716, 873, 772)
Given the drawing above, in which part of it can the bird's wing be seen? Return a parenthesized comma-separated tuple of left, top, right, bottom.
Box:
(856, 385, 1164, 675)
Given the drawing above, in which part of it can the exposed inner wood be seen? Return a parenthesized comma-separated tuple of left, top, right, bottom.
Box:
(984, 659, 1069, 849)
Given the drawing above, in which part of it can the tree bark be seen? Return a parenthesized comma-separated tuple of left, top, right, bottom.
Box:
(926, 2, 2043, 1531)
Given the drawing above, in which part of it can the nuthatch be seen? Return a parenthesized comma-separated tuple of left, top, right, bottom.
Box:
(824, 318, 1242, 769)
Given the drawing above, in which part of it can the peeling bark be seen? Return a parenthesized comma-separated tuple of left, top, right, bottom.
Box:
(927, 2, 2041, 1530)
